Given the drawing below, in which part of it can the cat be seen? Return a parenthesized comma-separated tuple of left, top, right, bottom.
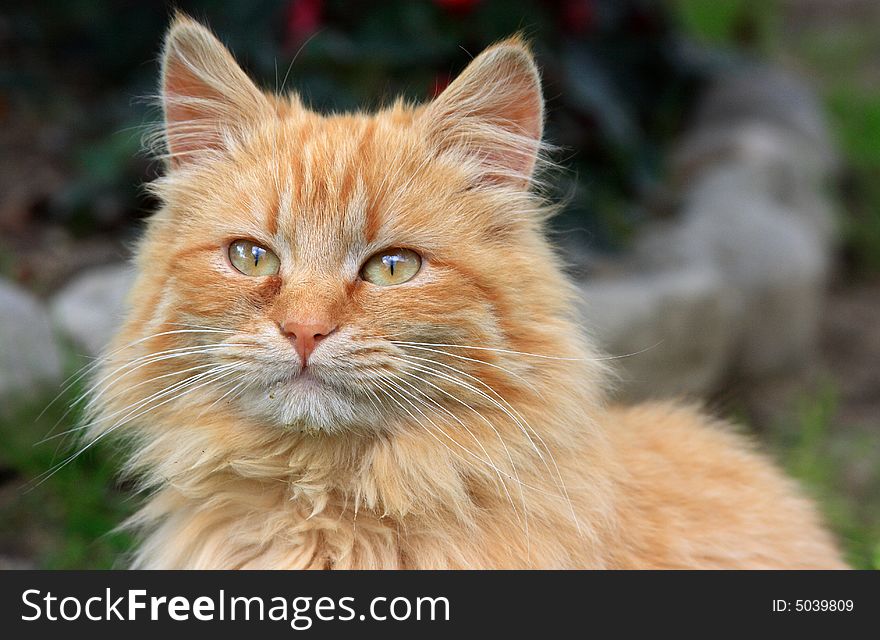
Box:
(86, 14, 845, 568)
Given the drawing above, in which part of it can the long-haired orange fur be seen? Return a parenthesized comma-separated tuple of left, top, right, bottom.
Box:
(86, 15, 845, 568)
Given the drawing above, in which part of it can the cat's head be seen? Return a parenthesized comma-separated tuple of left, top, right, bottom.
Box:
(100, 16, 584, 436)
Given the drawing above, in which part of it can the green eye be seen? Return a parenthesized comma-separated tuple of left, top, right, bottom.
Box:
(228, 240, 280, 276)
(361, 248, 422, 286)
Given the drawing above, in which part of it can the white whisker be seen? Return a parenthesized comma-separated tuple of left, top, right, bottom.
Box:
(369, 372, 526, 532)
(83, 343, 252, 413)
(37, 327, 243, 422)
(390, 352, 583, 539)
(42, 364, 240, 445)
(390, 339, 663, 363)
(388, 342, 539, 394)
(379, 368, 530, 555)
(383, 367, 530, 543)
(30, 365, 241, 490)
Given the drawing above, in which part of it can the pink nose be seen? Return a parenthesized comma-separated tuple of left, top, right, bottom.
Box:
(280, 320, 337, 365)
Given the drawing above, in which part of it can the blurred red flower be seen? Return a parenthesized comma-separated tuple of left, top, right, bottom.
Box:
(284, 0, 323, 50)
(561, 0, 596, 35)
(430, 72, 452, 98)
(435, 0, 481, 17)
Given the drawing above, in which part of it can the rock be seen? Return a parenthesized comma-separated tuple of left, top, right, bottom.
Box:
(673, 67, 837, 244)
(636, 161, 830, 377)
(0, 555, 36, 570)
(50, 264, 134, 357)
(578, 267, 737, 401)
(576, 65, 837, 397)
(671, 123, 837, 245)
(691, 66, 835, 168)
(0, 279, 64, 401)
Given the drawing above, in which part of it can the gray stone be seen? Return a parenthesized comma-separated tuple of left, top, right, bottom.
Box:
(575, 65, 838, 396)
(671, 123, 837, 245)
(636, 161, 830, 377)
(0, 279, 64, 401)
(578, 268, 737, 401)
(692, 67, 835, 164)
(0, 555, 36, 570)
(50, 264, 134, 357)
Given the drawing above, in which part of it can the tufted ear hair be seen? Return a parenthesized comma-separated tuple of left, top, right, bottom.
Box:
(419, 37, 545, 189)
(159, 14, 273, 168)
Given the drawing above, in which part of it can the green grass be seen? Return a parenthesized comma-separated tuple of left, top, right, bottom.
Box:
(0, 366, 135, 569)
(764, 385, 880, 570)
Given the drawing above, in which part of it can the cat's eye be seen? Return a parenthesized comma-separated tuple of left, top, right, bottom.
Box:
(361, 248, 422, 286)
(228, 240, 280, 277)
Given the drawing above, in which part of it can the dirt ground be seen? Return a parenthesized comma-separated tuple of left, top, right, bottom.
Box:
(822, 278, 880, 431)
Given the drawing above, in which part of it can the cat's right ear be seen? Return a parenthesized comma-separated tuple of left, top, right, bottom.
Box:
(419, 38, 545, 189)
(160, 14, 273, 168)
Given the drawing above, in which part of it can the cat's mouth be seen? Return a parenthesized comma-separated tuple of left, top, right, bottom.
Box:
(248, 364, 367, 431)
(269, 366, 323, 389)
(265, 364, 356, 402)
(288, 368, 323, 388)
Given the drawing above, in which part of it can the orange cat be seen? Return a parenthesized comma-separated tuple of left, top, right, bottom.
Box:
(86, 15, 845, 568)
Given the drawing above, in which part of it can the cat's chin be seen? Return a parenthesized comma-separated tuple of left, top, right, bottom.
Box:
(237, 371, 380, 434)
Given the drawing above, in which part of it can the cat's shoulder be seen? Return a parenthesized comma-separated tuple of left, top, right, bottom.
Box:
(599, 401, 845, 568)
(604, 400, 759, 468)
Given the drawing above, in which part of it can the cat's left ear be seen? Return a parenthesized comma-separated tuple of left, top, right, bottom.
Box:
(420, 38, 544, 189)
(160, 14, 273, 168)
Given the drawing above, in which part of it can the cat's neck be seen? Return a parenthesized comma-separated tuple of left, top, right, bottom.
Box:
(123, 356, 617, 567)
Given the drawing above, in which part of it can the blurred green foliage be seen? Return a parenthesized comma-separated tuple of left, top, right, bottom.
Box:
(0, 358, 134, 568)
(3, 0, 711, 250)
(673, 0, 778, 49)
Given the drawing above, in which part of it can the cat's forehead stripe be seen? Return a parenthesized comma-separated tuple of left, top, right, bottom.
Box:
(272, 116, 386, 249)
